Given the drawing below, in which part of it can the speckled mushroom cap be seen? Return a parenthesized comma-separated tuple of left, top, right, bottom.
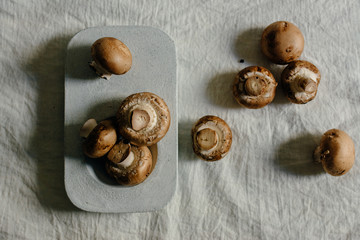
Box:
(233, 66, 278, 109)
(82, 119, 117, 158)
(116, 92, 171, 146)
(192, 115, 232, 161)
(281, 60, 321, 104)
(314, 129, 355, 176)
(106, 141, 153, 186)
(90, 37, 132, 79)
(261, 21, 304, 64)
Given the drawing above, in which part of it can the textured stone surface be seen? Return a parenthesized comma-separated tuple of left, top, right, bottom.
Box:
(64, 26, 177, 212)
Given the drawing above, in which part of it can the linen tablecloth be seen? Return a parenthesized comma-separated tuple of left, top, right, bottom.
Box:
(1, 0, 360, 239)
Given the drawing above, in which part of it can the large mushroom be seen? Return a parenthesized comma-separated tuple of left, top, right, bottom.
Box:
(116, 92, 171, 146)
(80, 118, 117, 158)
(89, 37, 132, 80)
(314, 129, 355, 176)
(281, 60, 321, 104)
(192, 115, 232, 161)
(106, 141, 153, 186)
(261, 21, 304, 64)
(233, 66, 278, 109)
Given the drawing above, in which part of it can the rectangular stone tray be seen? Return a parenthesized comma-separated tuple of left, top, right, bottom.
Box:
(64, 26, 177, 213)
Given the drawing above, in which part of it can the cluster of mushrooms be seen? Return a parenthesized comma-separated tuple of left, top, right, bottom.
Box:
(83, 30, 355, 179)
(81, 38, 171, 186)
(233, 21, 320, 108)
(192, 21, 355, 177)
(81, 92, 171, 186)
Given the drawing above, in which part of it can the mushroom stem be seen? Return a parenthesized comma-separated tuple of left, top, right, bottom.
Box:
(80, 119, 98, 138)
(131, 109, 150, 131)
(118, 151, 135, 168)
(245, 77, 266, 96)
(107, 142, 131, 164)
(298, 78, 317, 93)
(196, 128, 218, 151)
(89, 61, 112, 80)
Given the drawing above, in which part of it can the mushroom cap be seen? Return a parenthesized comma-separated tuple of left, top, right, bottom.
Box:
(261, 21, 304, 64)
(314, 129, 355, 176)
(116, 92, 171, 146)
(281, 60, 321, 104)
(233, 66, 278, 109)
(91, 37, 132, 75)
(192, 115, 232, 161)
(106, 142, 153, 186)
(82, 119, 117, 158)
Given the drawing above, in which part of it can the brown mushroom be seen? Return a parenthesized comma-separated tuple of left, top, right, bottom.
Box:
(80, 118, 117, 158)
(116, 92, 171, 146)
(89, 37, 132, 80)
(106, 141, 153, 186)
(314, 129, 355, 176)
(261, 21, 304, 64)
(281, 60, 321, 104)
(192, 115, 232, 161)
(233, 66, 278, 109)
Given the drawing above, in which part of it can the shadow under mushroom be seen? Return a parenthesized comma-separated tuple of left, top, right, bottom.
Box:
(25, 34, 80, 211)
(274, 133, 324, 176)
(206, 72, 242, 109)
(66, 44, 98, 80)
(178, 120, 198, 162)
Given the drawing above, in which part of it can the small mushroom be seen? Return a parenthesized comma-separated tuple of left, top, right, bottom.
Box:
(261, 21, 304, 64)
(314, 129, 355, 176)
(80, 118, 117, 158)
(89, 37, 132, 80)
(116, 92, 171, 146)
(233, 66, 278, 109)
(281, 60, 321, 104)
(192, 115, 232, 161)
(106, 141, 153, 186)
